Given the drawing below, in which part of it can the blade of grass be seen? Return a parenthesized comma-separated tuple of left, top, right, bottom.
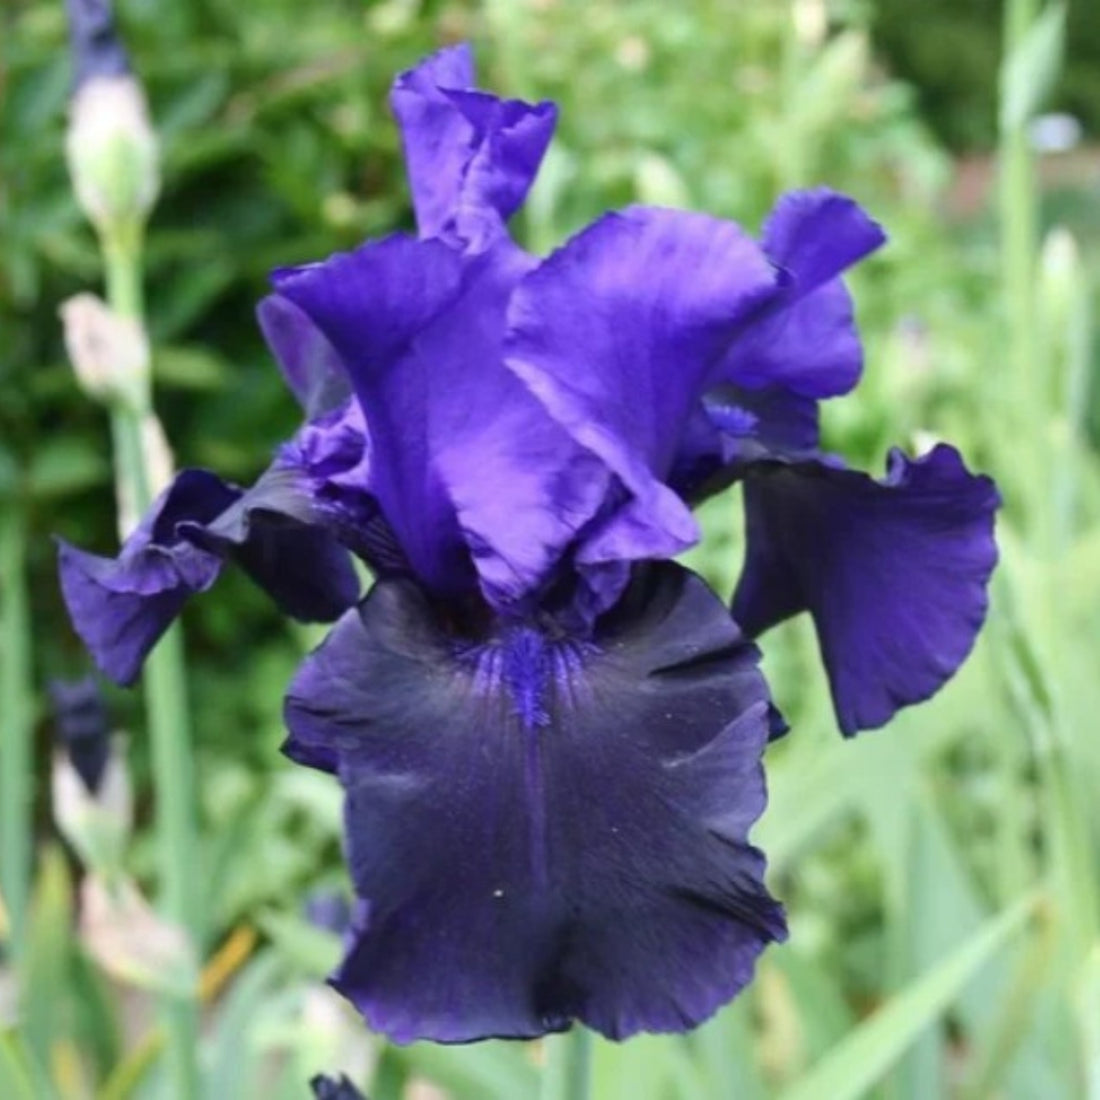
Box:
(776, 893, 1038, 1100)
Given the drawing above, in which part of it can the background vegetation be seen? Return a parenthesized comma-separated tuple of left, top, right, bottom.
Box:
(1, 0, 1098, 1097)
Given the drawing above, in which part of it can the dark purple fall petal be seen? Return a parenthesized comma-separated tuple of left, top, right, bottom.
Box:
(390, 43, 557, 251)
(57, 471, 230, 685)
(285, 563, 785, 1043)
(58, 467, 358, 686)
(257, 293, 351, 418)
(506, 207, 778, 572)
(310, 1075, 367, 1100)
(49, 676, 112, 794)
(732, 444, 1000, 735)
(177, 463, 360, 623)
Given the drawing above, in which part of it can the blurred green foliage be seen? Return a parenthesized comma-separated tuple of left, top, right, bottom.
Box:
(2, 0, 1100, 1097)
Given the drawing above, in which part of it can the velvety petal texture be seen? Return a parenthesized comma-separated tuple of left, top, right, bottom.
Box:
(732, 445, 1000, 734)
(285, 563, 784, 1043)
(390, 43, 557, 251)
(59, 466, 358, 686)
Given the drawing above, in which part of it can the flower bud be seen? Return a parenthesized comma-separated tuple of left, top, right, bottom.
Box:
(64, 1, 159, 232)
(59, 292, 150, 406)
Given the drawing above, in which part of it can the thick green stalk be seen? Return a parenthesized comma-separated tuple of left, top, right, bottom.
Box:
(540, 1029, 592, 1100)
(102, 221, 201, 1098)
(0, 506, 34, 957)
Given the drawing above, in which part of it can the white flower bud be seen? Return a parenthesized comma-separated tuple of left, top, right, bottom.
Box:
(66, 73, 159, 232)
(59, 292, 150, 405)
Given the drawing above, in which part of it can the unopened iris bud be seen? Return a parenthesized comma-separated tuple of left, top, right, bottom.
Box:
(60, 292, 150, 407)
(49, 676, 131, 873)
(64, 0, 159, 234)
(310, 1074, 367, 1100)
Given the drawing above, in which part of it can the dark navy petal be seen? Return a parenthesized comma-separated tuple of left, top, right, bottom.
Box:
(285, 563, 785, 1043)
(257, 293, 351, 418)
(716, 189, 885, 399)
(310, 1076, 366, 1100)
(506, 207, 778, 573)
(177, 462, 360, 623)
(390, 43, 556, 250)
(732, 445, 1000, 735)
(49, 676, 112, 795)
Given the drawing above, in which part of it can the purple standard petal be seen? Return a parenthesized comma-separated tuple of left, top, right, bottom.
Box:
(279, 235, 612, 609)
(717, 189, 886, 400)
(390, 43, 556, 250)
(257, 293, 351, 418)
(275, 233, 473, 595)
(506, 207, 778, 571)
(732, 444, 1000, 735)
(285, 563, 785, 1043)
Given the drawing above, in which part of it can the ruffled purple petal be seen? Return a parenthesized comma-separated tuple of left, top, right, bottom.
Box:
(285, 563, 785, 1043)
(278, 234, 614, 609)
(177, 463, 360, 623)
(274, 234, 473, 595)
(390, 43, 556, 251)
(732, 445, 1000, 735)
(506, 207, 778, 571)
(716, 189, 885, 399)
(58, 471, 232, 685)
(257, 293, 351, 418)
(59, 465, 360, 686)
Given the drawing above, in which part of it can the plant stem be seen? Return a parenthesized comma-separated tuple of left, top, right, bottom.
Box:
(540, 1028, 592, 1100)
(0, 505, 34, 958)
(102, 221, 201, 1099)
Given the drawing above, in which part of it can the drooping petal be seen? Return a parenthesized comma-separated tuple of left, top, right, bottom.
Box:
(58, 467, 359, 686)
(716, 189, 885, 399)
(285, 563, 785, 1043)
(390, 43, 557, 250)
(506, 207, 779, 570)
(732, 445, 1000, 735)
(257, 293, 351, 418)
(177, 463, 360, 622)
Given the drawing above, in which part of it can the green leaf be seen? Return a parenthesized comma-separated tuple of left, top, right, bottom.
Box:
(396, 1039, 538, 1100)
(0, 1033, 40, 1100)
(999, 4, 1066, 131)
(777, 894, 1038, 1100)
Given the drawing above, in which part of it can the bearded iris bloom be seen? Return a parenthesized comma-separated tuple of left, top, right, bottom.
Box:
(58, 45, 998, 1043)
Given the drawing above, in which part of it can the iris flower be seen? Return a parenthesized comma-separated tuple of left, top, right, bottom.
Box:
(59, 45, 998, 1043)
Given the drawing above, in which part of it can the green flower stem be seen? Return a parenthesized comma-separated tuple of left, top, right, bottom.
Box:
(102, 221, 201, 1100)
(0, 505, 34, 958)
(999, 0, 1041, 526)
(540, 1028, 593, 1100)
